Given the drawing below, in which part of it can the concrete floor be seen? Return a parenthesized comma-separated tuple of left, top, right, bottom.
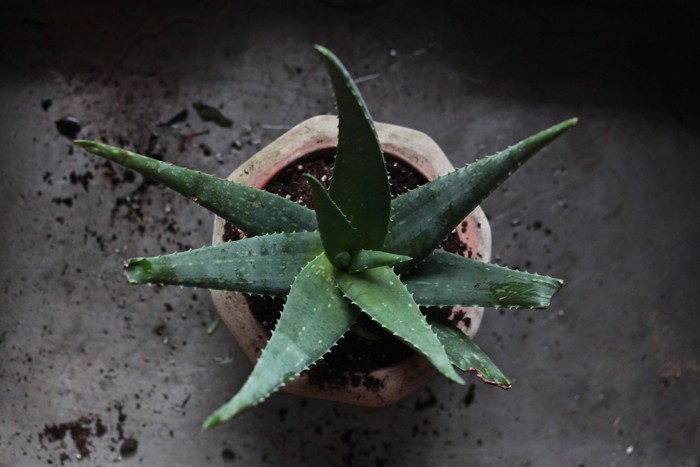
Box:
(1, 1, 699, 466)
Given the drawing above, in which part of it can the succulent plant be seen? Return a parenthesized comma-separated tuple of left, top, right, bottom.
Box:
(75, 45, 576, 429)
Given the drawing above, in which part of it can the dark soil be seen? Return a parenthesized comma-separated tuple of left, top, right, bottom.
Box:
(38, 401, 137, 464)
(245, 294, 414, 375)
(221, 447, 237, 461)
(40, 416, 97, 458)
(55, 116, 81, 139)
(119, 437, 138, 457)
(223, 148, 469, 390)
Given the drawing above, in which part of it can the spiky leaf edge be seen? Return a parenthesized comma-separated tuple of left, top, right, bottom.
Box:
(315, 45, 391, 250)
(385, 118, 578, 269)
(203, 254, 360, 428)
(304, 174, 360, 269)
(125, 231, 322, 296)
(428, 314, 511, 389)
(74, 140, 316, 236)
(404, 249, 563, 309)
(333, 265, 464, 385)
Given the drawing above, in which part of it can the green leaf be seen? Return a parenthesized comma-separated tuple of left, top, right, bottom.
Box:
(384, 118, 578, 267)
(192, 101, 233, 127)
(333, 266, 464, 385)
(315, 45, 391, 250)
(404, 250, 563, 309)
(427, 314, 511, 388)
(207, 318, 221, 335)
(203, 254, 360, 428)
(125, 232, 322, 296)
(74, 140, 316, 236)
(347, 250, 412, 274)
(304, 174, 360, 269)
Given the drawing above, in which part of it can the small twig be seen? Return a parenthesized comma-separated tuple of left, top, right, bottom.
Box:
(354, 73, 380, 84)
(180, 393, 191, 409)
(212, 348, 234, 364)
(261, 124, 293, 131)
(178, 129, 209, 152)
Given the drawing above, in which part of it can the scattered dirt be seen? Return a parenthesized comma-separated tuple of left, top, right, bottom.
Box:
(55, 117, 81, 139)
(158, 108, 188, 127)
(449, 307, 472, 329)
(152, 322, 167, 337)
(463, 383, 476, 408)
(40, 416, 98, 459)
(221, 447, 236, 462)
(414, 387, 438, 411)
(119, 437, 138, 457)
(38, 401, 137, 464)
(69, 171, 94, 192)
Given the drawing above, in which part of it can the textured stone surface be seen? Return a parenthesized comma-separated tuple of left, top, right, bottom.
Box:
(1, 1, 699, 465)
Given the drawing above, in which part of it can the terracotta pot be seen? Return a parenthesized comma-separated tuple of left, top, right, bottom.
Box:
(210, 115, 492, 406)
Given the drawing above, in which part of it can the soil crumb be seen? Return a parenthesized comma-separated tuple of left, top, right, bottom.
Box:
(38, 401, 137, 464)
(120, 437, 138, 457)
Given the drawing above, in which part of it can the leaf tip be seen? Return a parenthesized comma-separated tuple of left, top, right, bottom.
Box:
(202, 413, 223, 431)
(472, 368, 511, 389)
(73, 139, 98, 152)
(124, 257, 151, 284)
(554, 117, 578, 135)
(450, 370, 466, 386)
(313, 44, 332, 58)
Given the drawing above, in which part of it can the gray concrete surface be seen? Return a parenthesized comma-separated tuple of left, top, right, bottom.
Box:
(1, 1, 699, 466)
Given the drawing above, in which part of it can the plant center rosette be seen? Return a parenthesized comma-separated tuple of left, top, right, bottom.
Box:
(211, 115, 492, 406)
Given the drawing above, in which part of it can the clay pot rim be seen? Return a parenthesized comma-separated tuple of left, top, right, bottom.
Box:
(210, 115, 492, 407)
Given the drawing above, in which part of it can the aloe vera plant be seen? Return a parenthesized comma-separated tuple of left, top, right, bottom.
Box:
(75, 45, 576, 429)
